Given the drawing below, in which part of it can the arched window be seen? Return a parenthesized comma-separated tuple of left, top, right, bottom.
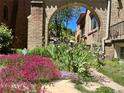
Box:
(3, 5, 8, 20)
(90, 13, 98, 31)
(91, 16, 98, 30)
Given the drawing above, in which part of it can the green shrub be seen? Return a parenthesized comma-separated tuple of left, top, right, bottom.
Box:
(16, 49, 23, 54)
(104, 60, 119, 67)
(75, 82, 115, 93)
(28, 43, 101, 82)
(29, 47, 52, 57)
(96, 87, 115, 93)
(112, 58, 119, 62)
(0, 24, 13, 54)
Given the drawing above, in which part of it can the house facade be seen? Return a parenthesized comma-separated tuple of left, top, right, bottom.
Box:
(106, 0, 124, 60)
(76, 0, 124, 60)
(76, 10, 99, 49)
(0, 0, 124, 60)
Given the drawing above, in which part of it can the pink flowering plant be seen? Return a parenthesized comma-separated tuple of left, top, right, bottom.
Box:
(0, 54, 60, 93)
(0, 54, 23, 66)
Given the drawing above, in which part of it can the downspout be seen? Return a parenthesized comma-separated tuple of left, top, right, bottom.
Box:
(102, 0, 111, 54)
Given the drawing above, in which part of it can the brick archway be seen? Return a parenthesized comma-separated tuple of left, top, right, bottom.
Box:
(28, 0, 108, 49)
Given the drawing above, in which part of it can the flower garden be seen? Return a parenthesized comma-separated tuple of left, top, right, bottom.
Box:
(0, 54, 60, 93)
(0, 23, 124, 93)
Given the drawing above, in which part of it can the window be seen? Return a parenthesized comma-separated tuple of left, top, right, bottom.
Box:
(120, 47, 124, 59)
(3, 5, 8, 20)
(91, 16, 98, 30)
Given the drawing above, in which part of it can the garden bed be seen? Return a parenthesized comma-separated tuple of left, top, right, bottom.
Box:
(0, 54, 60, 93)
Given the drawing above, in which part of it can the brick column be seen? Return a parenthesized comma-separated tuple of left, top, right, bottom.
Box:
(28, 0, 44, 49)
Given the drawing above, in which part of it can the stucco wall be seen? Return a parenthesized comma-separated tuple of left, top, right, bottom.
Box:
(110, 0, 124, 26)
(105, 0, 124, 59)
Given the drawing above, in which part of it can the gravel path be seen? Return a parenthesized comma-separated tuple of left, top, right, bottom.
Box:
(44, 69, 124, 93)
(45, 80, 81, 93)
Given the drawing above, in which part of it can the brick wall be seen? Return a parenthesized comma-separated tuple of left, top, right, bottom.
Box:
(14, 0, 30, 48)
(105, 0, 124, 59)
(0, 0, 14, 26)
(110, 0, 124, 26)
(2, 0, 123, 49)
(0, 0, 2, 22)
(0, 0, 30, 49)
(28, 1, 44, 49)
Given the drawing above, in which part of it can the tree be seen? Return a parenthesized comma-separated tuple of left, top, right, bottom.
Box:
(0, 24, 13, 54)
(49, 6, 82, 38)
(62, 7, 81, 34)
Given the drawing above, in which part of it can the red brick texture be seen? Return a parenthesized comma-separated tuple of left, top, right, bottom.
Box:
(0, 0, 30, 48)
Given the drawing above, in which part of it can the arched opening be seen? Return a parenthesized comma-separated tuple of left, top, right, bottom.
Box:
(28, 0, 108, 49)
(47, 4, 100, 46)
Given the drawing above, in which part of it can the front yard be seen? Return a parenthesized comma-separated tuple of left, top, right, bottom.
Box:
(0, 44, 124, 93)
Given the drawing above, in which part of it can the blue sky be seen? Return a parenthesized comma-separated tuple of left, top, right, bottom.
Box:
(68, 7, 87, 32)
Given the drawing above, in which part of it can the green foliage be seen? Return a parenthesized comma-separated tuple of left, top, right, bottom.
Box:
(50, 6, 81, 27)
(28, 44, 68, 70)
(112, 58, 119, 62)
(99, 60, 124, 86)
(75, 82, 115, 93)
(28, 47, 52, 57)
(96, 87, 115, 93)
(49, 6, 81, 38)
(0, 59, 12, 66)
(28, 43, 101, 82)
(104, 60, 119, 67)
(16, 49, 23, 54)
(0, 24, 13, 53)
(60, 28, 75, 41)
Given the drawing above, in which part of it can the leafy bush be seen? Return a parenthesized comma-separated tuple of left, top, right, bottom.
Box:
(0, 54, 60, 92)
(15, 49, 23, 54)
(104, 60, 119, 67)
(112, 58, 119, 62)
(29, 43, 100, 82)
(29, 47, 52, 57)
(0, 24, 13, 54)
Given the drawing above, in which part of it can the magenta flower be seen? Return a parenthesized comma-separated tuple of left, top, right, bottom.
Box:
(0, 54, 60, 93)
